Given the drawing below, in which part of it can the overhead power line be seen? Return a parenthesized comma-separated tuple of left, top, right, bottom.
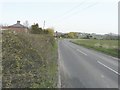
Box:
(55, 2, 98, 24)
(64, 2, 98, 19)
(61, 0, 87, 17)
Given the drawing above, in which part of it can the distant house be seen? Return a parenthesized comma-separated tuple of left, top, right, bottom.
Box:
(54, 31, 64, 38)
(77, 33, 89, 39)
(91, 33, 103, 40)
(1, 21, 28, 33)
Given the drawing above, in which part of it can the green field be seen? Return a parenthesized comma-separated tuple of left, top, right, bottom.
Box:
(71, 39, 118, 58)
(2, 30, 58, 88)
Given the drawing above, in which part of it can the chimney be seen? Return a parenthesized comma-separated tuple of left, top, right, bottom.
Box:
(17, 21, 20, 24)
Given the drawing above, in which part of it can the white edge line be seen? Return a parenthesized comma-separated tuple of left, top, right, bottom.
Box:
(112, 57, 120, 61)
(57, 42, 61, 88)
(77, 49, 88, 56)
(97, 61, 120, 76)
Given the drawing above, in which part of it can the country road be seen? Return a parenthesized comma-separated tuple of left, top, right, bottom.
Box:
(58, 39, 119, 88)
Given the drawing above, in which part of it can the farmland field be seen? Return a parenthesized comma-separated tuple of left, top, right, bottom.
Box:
(71, 39, 118, 58)
(2, 30, 58, 88)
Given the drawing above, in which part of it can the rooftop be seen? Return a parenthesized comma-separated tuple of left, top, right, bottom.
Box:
(8, 21, 26, 28)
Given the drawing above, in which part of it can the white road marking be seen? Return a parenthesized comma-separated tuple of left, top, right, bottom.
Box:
(76, 49, 87, 56)
(57, 43, 61, 88)
(97, 61, 120, 76)
(112, 57, 119, 60)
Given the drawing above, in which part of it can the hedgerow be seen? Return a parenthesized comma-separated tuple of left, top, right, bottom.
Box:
(2, 30, 58, 88)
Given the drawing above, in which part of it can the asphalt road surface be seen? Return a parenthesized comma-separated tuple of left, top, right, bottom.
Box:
(58, 39, 119, 88)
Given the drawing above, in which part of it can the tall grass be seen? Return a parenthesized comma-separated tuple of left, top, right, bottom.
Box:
(71, 39, 118, 58)
(2, 30, 58, 88)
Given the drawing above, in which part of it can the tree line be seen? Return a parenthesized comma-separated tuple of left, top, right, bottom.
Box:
(58, 32, 119, 40)
(29, 23, 54, 36)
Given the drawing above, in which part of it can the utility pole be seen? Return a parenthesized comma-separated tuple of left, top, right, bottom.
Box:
(43, 20, 45, 30)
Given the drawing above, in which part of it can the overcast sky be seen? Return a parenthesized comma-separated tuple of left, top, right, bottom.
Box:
(0, 0, 119, 34)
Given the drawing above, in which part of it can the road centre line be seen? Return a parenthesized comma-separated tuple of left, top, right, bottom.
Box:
(76, 49, 88, 56)
(97, 61, 120, 76)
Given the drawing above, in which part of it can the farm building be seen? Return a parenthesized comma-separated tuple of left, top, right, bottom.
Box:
(1, 21, 28, 33)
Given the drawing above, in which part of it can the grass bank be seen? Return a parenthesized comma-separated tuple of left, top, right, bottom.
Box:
(71, 39, 118, 58)
(2, 30, 58, 88)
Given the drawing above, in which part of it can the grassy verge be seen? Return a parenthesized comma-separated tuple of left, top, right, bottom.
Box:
(2, 30, 58, 88)
(71, 39, 118, 58)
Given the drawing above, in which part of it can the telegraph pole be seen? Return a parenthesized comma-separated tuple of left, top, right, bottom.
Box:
(43, 20, 45, 30)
